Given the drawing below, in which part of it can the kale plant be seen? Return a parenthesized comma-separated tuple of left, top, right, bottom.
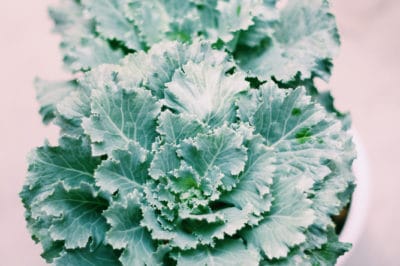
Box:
(21, 0, 355, 265)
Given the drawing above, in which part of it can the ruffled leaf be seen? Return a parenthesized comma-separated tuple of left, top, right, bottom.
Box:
(95, 142, 150, 196)
(242, 176, 314, 259)
(235, 0, 339, 81)
(176, 239, 260, 266)
(39, 183, 109, 249)
(54, 245, 121, 266)
(82, 85, 161, 155)
(104, 192, 160, 265)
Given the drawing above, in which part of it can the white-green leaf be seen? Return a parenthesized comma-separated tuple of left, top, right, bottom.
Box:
(149, 143, 181, 180)
(221, 134, 274, 217)
(178, 125, 247, 189)
(215, 0, 259, 42)
(55, 245, 121, 266)
(21, 137, 100, 215)
(104, 192, 160, 266)
(35, 79, 77, 124)
(82, 86, 161, 155)
(165, 59, 248, 124)
(124, 0, 170, 46)
(242, 176, 314, 259)
(39, 183, 109, 249)
(95, 142, 149, 196)
(238, 83, 350, 184)
(176, 239, 260, 266)
(235, 0, 339, 81)
(156, 110, 205, 144)
(82, 0, 142, 50)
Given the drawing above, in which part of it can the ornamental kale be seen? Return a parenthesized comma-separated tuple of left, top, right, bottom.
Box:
(21, 0, 355, 265)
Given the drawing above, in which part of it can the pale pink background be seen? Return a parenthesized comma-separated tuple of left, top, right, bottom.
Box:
(0, 0, 399, 265)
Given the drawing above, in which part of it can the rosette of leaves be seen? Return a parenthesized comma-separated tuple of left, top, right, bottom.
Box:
(21, 41, 355, 265)
(38, 0, 344, 127)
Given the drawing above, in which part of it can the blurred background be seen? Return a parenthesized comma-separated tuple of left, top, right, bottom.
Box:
(0, 0, 399, 265)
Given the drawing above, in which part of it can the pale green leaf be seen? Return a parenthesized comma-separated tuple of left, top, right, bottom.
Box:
(178, 125, 247, 189)
(55, 245, 121, 266)
(242, 176, 314, 259)
(165, 59, 248, 124)
(49, 0, 123, 71)
(124, 0, 170, 46)
(95, 142, 149, 196)
(221, 134, 274, 217)
(156, 110, 205, 144)
(82, 0, 142, 50)
(235, 0, 339, 81)
(39, 183, 109, 249)
(104, 192, 160, 266)
(215, 0, 259, 42)
(238, 83, 351, 184)
(149, 143, 181, 180)
(35, 79, 77, 124)
(176, 239, 260, 266)
(21, 137, 101, 216)
(82, 85, 161, 155)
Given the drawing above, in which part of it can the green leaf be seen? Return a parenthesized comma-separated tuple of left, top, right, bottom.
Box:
(176, 239, 260, 266)
(39, 183, 109, 249)
(178, 125, 247, 190)
(82, 85, 161, 155)
(165, 59, 248, 124)
(239, 83, 350, 184)
(82, 0, 142, 50)
(149, 143, 181, 180)
(215, 0, 259, 43)
(242, 176, 314, 259)
(21, 137, 101, 215)
(35, 79, 77, 124)
(49, 0, 123, 71)
(104, 192, 160, 265)
(124, 0, 170, 46)
(235, 0, 339, 81)
(221, 134, 274, 217)
(55, 245, 121, 266)
(95, 142, 150, 196)
(263, 227, 351, 265)
(156, 110, 205, 144)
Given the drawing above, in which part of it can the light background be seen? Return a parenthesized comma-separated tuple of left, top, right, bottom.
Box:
(0, 0, 399, 265)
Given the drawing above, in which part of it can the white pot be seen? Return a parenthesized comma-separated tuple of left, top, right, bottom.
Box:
(337, 131, 370, 265)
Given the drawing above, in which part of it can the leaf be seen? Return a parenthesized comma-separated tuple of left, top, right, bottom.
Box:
(221, 134, 274, 217)
(215, 0, 259, 42)
(49, 0, 123, 71)
(178, 125, 247, 190)
(124, 0, 170, 46)
(235, 0, 339, 81)
(149, 143, 181, 180)
(238, 83, 351, 184)
(65, 37, 125, 72)
(95, 142, 150, 196)
(165, 59, 248, 125)
(242, 176, 314, 259)
(35, 79, 77, 124)
(104, 192, 160, 265)
(82, 0, 142, 50)
(39, 183, 109, 249)
(82, 85, 161, 155)
(263, 227, 351, 266)
(54, 245, 121, 266)
(21, 137, 101, 216)
(311, 158, 355, 228)
(176, 239, 260, 266)
(156, 110, 205, 144)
